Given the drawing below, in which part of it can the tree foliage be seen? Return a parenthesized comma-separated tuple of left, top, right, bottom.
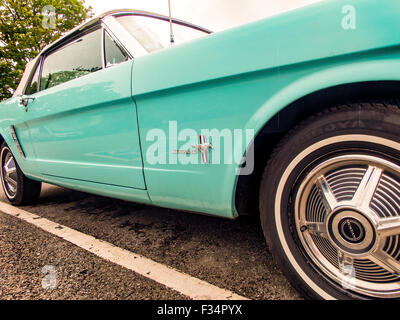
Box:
(0, 0, 93, 100)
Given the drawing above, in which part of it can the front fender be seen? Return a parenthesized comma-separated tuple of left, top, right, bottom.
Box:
(233, 55, 400, 216)
(246, 57, 400, 139)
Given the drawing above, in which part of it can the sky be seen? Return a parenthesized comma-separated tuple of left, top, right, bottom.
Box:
(84, 0, 323, 31)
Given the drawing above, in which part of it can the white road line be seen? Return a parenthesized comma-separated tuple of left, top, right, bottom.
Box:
(0, 201, 248, 300)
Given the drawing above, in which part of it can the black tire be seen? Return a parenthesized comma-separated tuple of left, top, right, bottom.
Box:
(0, 142, 41, 205)
(260, 101, 400, 300)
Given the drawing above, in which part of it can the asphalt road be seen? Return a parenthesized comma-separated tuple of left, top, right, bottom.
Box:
(0, 183, 300, 300)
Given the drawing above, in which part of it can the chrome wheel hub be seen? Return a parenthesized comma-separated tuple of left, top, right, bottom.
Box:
(1, 148, 17, 199)
(337, 216, 366, 244)
(296, 154, 400, 298)
(327, 209, 375, 254)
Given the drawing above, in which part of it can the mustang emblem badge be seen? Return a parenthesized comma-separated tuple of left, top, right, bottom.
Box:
(172, 135, 213, 164)
(192, 135, 213, 164)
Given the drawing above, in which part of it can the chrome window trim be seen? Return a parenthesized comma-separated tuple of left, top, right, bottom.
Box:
(13, 9, 211, 97)
(102, 16, 147, 58)
(105, 12, 211, 58)
(101, 27, 106, 69)
(107, 11, 212, 34)
(102, 27, 131, 67)
(38, 25, 103, 93)
(22, 56, 43, 96)
(101, 21, 133, 60)
(42, 24, 102, 58)
(14, 57, 39, 96)
(16, 24, 103, 97)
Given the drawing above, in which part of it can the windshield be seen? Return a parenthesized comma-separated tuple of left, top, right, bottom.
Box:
(116, 15, 209, 54)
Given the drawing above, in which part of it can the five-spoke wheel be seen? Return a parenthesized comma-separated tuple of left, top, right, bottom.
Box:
(261, 102, 400, 299)
(296, 155, 400, 298)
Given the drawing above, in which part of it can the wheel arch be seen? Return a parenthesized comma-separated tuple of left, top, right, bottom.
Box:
(235, 80, 400, 216)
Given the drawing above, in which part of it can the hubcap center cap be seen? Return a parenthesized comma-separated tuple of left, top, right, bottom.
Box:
(338, 217, 365, 244)
(327, 209, 376, 255)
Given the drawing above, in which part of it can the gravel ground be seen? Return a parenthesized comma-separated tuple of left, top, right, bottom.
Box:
(0, 212, 187, 300)
(0, 184, 301, 300)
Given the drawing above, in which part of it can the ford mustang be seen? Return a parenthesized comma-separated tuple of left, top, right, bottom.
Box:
(1, 0, 400, 299)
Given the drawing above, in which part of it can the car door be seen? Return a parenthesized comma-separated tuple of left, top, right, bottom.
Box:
(115, 14, 238, 215)
(5, 58, 42, 174)
(21, 25, 146, 189)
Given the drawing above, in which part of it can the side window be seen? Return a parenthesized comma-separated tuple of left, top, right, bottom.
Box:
(104, 31, 129, 67)
(25, 62, 41, 95)
(40, 28, 102, 91)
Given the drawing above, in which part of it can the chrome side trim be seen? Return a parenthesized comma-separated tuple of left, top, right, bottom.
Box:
(10, 126, 26, 159)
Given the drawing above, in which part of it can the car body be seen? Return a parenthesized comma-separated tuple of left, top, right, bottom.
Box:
(2, 0, 400, 299)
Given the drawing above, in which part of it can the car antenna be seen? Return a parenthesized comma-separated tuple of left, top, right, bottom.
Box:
(168, 0, 175, 45)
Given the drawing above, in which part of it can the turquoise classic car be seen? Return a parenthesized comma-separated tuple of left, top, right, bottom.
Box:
(2, 0, 400, 299)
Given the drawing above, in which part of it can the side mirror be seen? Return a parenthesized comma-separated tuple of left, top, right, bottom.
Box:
(19, 95, 35, 111)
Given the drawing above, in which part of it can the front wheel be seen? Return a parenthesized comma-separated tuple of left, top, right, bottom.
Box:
(0, 142, 41, 205)
(260, 102, 400, 299)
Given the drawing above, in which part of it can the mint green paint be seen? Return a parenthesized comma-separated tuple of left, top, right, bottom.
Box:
(3, 61, 146, 190)
(132, 0, 400, 218)
(1, 0, 400, 218)
(36, 173, 151, 204)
